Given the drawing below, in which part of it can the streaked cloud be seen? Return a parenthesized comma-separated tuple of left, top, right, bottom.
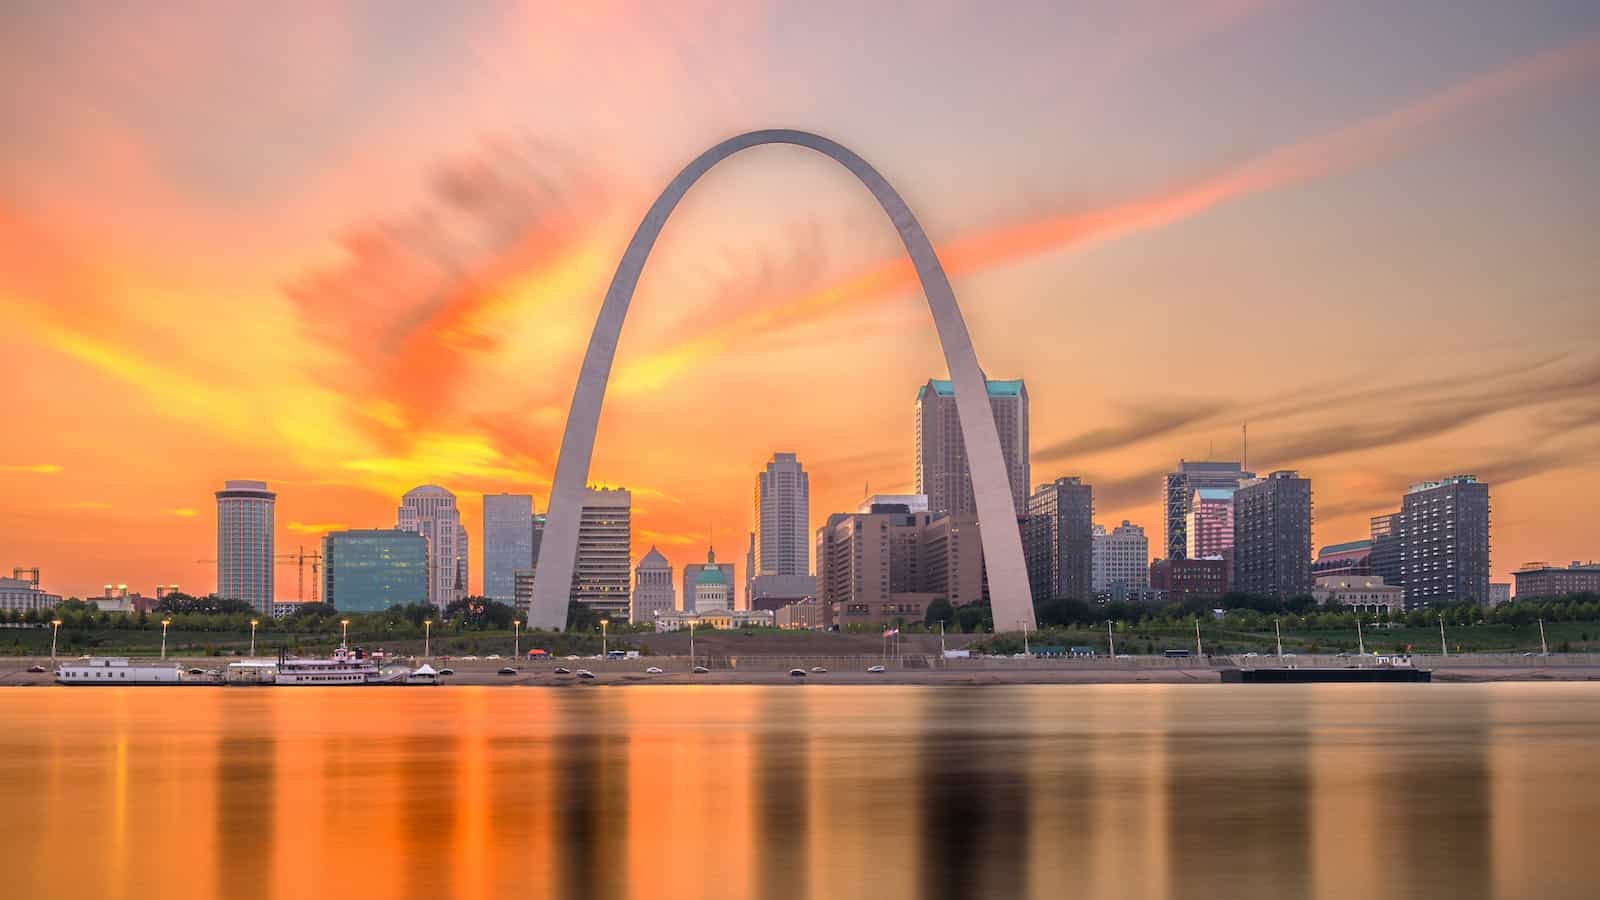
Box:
(0, 463, 62, 474)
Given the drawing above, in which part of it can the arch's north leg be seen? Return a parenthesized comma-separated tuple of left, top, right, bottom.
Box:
(527, 130, 1036, 633)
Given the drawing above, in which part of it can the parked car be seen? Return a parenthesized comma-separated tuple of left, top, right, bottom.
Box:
(439, 667, 455, 676)
(789, 668, 807, 677)
(693, 665, 710, 674)
(645, 666, 664, 674)
(497, 666, 517, 675)
(26, 664, 46, 673)
(810, 666, 828, 673)
(866, 665, 886, 674)
(486, 654, 502, 660)
(187, 667, 206, 675)
(576, 669, 596, 680)
(553, 666, 572, 675)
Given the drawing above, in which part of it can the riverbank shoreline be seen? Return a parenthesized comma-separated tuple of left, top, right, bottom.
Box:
(3, 655, 1597, 686)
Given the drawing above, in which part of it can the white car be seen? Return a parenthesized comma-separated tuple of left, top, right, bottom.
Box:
(460, 655, 480, 661)
(810, 666, 828, 673)
(693, 665, 710, 674)
(486, 654, 502, 660)
(866, 665, 887, 674)
(645, 666, 664, 674)
(575, 669, 595, 679)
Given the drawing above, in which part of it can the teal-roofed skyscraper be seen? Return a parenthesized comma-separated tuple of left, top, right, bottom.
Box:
(916, 377, 1029, 517)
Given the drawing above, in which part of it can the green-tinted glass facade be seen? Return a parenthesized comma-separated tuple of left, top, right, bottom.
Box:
(322, 529, 428, 613)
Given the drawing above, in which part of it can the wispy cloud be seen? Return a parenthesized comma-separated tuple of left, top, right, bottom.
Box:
(617, 32, 1600, 386)
(287, 521, 346, 535)
(1, 463, 62, 474)
(60, 500, 111, 510)
(1036, 405, 1226, 463)
(166, 507, 197, 518)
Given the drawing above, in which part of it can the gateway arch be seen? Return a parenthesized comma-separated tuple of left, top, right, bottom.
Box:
(527, 129, 1036, 633)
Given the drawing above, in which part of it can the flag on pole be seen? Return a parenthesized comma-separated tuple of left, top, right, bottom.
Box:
(882, 627, 898, 638)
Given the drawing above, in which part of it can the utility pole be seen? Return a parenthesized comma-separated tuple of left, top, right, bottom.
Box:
(1107, 620, 1116, 658)
(1539, 618, 1549, 657)
(1439, 615, 1448, 657)
(1275, 617, 1283, 658)
(1195, 619, 1203, 658)
(1357, 617, 1365, 656)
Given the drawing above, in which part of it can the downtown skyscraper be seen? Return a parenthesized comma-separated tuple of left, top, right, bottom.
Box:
(915, 377, 1029, 516)
(1232, 470, 1313, 600)
(573, 487, 631, 619)
(398, 485, 467, 611)
(753, 452, 810, 577)
(1024, 477, 1094, 603)
(482, 492, 535, 603)
(1399, 475, 1490, 607)
(1163, 460, 1253, 560)
(215, 479, 275, 615)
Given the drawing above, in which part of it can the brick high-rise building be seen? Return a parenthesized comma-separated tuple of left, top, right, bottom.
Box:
(1232, 470, 1313, 600)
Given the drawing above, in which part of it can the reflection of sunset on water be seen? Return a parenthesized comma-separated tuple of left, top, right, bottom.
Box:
(5, 686, 1596, 899)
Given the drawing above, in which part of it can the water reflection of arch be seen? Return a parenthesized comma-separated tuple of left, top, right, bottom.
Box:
(527, 129, 1035, 634)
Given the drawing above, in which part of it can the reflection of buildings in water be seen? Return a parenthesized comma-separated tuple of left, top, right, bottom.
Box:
(1488, 689, 1595, 899)
(1164, 696, 1313, 899)
(1083, 687, 1172, 899)
(916, 694, 1030, 900)
(1371, 695, 1492, 900)
(555, 700, 631, 900)
(752, 692, 811, 900)
(215, 730, 276, 900)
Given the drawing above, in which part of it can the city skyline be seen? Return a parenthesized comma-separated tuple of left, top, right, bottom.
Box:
(4, 2, 1599, 599)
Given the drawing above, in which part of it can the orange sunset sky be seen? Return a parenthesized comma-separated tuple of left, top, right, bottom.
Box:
(2, 1, 1597, 601)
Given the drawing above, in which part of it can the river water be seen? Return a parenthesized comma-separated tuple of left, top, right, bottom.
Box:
(2, 684, 1595, 899)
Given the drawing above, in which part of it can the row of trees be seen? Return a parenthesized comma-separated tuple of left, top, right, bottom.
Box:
(920, 592, 1600, 633)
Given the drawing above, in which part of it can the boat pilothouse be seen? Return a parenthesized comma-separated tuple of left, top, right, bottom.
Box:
(274, 644, 380, 685)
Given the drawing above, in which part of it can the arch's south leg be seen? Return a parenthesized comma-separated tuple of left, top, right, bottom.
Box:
(527, 130, 1036, 633)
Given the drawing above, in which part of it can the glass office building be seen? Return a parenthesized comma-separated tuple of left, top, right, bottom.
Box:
(322, 529, 429, 613)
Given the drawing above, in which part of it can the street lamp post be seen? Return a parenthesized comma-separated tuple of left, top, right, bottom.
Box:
(1107, 620, 1116, 658)
(688, 620, 696, 669)
(424, 620, 432, 659)
(50, 618, 62, 662)
(249, 618, 258, 658)
(514, 619, 521, 660)
(160, 618, 172, 660)
(1439, 615, 1448, 657)
(340, 618, 350, 649)
(600, 619, 609, 658)
(1538, 617, 1549, 657)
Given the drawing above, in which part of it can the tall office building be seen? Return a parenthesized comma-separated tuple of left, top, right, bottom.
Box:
(1370, 512, 1403, 588)
(1232, 470, 1313, 600)
(1024, 477, 1094, 603)
(916, 378, 1029, 517)
(573, 487, 631, 619)
(631, 547, 675, 624)
(1185, 488, 1235, 560)
(483, 493, 535, 603)
(754, 452, 810, 578)
(216, 479, 276, 615)
(398, 485, 467, 611)
(1399, 475, 1490, 607)
(1093, 520, 1150, 599)
(1163, 461, 1252, 560)
(322, 529, 428, 613)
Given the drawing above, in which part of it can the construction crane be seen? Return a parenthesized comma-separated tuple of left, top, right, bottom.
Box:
(196, 545, 325, 602)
